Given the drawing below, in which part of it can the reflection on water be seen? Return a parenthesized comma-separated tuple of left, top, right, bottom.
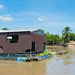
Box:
(0, 47, 75, 75)
(46, 53, 75, 75)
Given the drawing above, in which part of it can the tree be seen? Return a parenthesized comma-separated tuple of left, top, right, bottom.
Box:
(46, 33, 62, 45)
(52, 34, 61, 45)
(62, 26, 72, 43)
(2, 27, 9, 30)
(45, 32, 51, 45)
(41, 29, 45, 33)
(41, 29, 63, 45)
(69, 33, 75, 41)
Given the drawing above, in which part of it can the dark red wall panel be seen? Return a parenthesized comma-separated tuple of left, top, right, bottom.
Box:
(31, 33, 46, 52)
(0, 32, 31, 53)
(0, 32, 46, 53)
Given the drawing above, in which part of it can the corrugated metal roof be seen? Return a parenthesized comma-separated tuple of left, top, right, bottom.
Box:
(0, 28, 40, 33)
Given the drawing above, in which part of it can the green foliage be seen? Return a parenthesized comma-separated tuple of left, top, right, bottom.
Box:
(44, 49, 50, 55)
(36, 50, 55, 57)
(69, 33, 75, 41)
(2, 27, 9, 30)
(46, 32, 62, 45)
(45, 32, 51, 45)
(50, 53, 55, 56)
(67, 51, 71, 54)
(62, 26, 72, 43)
(42, 28, 75, 45)
(41, 29, 45, 33)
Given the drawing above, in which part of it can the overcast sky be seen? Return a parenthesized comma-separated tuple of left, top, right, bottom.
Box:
(0, 0, 75, 36)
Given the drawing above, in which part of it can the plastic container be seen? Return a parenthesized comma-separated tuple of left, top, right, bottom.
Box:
(17, 57, 27, 61)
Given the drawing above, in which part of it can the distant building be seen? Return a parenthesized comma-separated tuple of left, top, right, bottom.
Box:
(0, 29, 46, 54)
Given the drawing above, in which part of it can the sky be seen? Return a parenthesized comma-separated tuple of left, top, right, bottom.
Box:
(0, 0, 75, 36)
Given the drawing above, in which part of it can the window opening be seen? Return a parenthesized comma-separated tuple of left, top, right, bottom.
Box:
(10, 35, 19, 43)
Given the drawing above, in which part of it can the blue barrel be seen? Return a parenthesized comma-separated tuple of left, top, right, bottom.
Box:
(17, 57, 27, 61)
(40, 56, 44, 60)
(43, 55, 51, 59)
(43, 55, 48, 59)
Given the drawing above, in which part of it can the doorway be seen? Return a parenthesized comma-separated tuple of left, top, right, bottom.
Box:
(44, 42, 46, 50)
(32, 42, 35, 51)
(0, 46, 3, 53)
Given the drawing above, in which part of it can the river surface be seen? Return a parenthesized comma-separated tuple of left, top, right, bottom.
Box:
(0, 47, 75, 75)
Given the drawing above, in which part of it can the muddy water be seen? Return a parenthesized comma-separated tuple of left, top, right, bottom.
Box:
(0, 47, 75, 75)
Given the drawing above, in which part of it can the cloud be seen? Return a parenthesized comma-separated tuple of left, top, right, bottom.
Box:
(0, 5, 4, 9)
(38, 18, 43, 21)
(0, 16, 14, 21)
(6, 14, 10, 16)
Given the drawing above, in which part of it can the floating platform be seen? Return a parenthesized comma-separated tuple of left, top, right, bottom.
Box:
(17, 55, 51, 62)
(0, 53, 37, 60)
(0, 50, 70, 61)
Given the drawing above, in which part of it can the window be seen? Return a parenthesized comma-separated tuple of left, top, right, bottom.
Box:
(10, 35, 19, 43)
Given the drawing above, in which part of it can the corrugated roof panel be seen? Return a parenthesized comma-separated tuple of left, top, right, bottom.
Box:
(0, 29, 40, 33)
(32, 29, 46, 35)
(0, 28, 46, 35)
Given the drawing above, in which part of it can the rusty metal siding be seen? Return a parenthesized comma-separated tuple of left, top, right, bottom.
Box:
(0, 32, 32, 53)
(31, 33, 46, 52)
(0, 31, 46, 54)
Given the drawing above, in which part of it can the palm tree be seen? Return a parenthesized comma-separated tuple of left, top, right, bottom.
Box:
(62, 26, 72, 43)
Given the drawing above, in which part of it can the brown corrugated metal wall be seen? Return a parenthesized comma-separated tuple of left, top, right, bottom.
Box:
(0, 32, 46, 53)
(31, 33, 46, 52)
(0, 32, 32, 53)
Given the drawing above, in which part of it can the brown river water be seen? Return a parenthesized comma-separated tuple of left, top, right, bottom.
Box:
(0, 47, 75, 75)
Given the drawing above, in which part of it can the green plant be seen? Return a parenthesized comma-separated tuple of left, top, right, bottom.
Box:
(67, 51, 71, 54)
(36, 49, 55, 57)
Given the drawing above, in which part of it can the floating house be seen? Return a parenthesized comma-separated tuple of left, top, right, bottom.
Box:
(0, 29, 46, 54)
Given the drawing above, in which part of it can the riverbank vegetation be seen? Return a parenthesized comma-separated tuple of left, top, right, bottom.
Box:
(42, 26, 75, 45)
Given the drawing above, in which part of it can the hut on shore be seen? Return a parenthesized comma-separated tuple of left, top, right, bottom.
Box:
(0, 29, 46, 54)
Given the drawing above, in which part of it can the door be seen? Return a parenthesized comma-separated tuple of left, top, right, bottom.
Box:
(44, 42, 46, 50)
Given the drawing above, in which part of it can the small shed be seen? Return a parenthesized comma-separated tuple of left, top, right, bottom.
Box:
(0, 29, 46, 54)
